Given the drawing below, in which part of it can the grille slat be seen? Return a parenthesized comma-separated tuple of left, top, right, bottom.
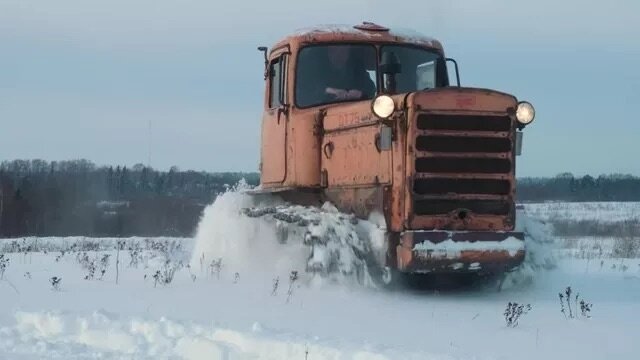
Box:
(414, 194, 510, 201)
(413, 199, 511, 216)
(416, 135, 511, 153)
(417, 114, 512, 132)
(414, 178, 511, 195)
(415, 158, 511, 174)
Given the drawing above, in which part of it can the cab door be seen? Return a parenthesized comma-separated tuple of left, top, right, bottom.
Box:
(261, 52, 289, 185)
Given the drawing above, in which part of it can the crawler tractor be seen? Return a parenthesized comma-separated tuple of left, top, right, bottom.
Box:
(251, 22, 536, 283)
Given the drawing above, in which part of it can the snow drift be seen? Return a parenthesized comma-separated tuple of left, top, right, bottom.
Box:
(501, 209, 558, 289)
(190, 181, 387, 287)
(189, 181, 305, 280)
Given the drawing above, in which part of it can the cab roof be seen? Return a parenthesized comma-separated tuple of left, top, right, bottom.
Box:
(270, 22, 444, 53)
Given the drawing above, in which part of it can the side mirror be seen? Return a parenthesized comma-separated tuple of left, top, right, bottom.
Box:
(445, 58, 461, 87)
(258, 46, 268, 80)
(380, 51, 401, 74)
(435, 57, 448, 87)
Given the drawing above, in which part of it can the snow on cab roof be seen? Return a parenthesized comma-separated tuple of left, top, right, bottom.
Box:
(277, 22, 442, 49)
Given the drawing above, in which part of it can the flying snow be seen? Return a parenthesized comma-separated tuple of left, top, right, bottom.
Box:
(190, 181, 389, 288)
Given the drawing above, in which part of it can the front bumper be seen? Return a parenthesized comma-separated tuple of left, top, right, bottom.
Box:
(396, 231, 525, 274)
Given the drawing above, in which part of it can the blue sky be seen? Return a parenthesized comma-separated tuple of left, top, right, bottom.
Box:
(1, 0, 639, 177)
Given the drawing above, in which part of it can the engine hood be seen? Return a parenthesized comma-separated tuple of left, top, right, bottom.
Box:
(407, 87, 518, 114)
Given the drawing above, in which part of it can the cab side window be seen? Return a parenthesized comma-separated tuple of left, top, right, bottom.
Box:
(269, 56, 287, 108)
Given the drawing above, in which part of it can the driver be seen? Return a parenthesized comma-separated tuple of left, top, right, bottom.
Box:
(320, 46, 376, 101)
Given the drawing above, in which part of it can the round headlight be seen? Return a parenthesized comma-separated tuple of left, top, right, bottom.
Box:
(516, 101, 535, 125)
(372, 95, 395, 119)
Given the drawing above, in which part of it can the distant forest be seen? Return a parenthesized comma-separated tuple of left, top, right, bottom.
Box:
(1, 160, 639, 238)
(0, 159, 258, 238)
(517, 173, 640, 203)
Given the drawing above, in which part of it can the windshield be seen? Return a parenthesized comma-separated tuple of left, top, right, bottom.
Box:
(295, 44, 377, 108)
(380, 46, 446, 93)
(295, 44, 446, 108)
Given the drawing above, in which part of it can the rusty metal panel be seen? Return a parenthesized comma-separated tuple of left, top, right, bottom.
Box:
(322, 125, 391, 186)
(397, 248, 526, 274)
(396, 230, 525, 273)
(324, 186, 383, 219)
(287, 107, 322, 187)
(322, 103, 379, 132)
(260, 109, 287, 184)
(271, 25, 444, 56)
(412, 88, 517, 112)
(407, 230, 525, 243)
(319, 103, 393, 187)
(387, 102, 408, 233)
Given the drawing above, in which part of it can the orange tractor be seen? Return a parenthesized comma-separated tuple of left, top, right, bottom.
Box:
(252, 22, 535, 283)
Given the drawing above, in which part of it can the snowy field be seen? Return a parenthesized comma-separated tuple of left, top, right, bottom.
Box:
(1, 195, 639, 359)
(523, 201, 640, 259)
(523, 201, 640, 223)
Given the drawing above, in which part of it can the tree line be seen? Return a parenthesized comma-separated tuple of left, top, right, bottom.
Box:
(516, 172, 640, 202)
(0, 159, 258, 238)
(1, 160, 638, 238)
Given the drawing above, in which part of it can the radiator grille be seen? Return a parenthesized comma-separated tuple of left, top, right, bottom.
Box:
(412, 113, 514, 219)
